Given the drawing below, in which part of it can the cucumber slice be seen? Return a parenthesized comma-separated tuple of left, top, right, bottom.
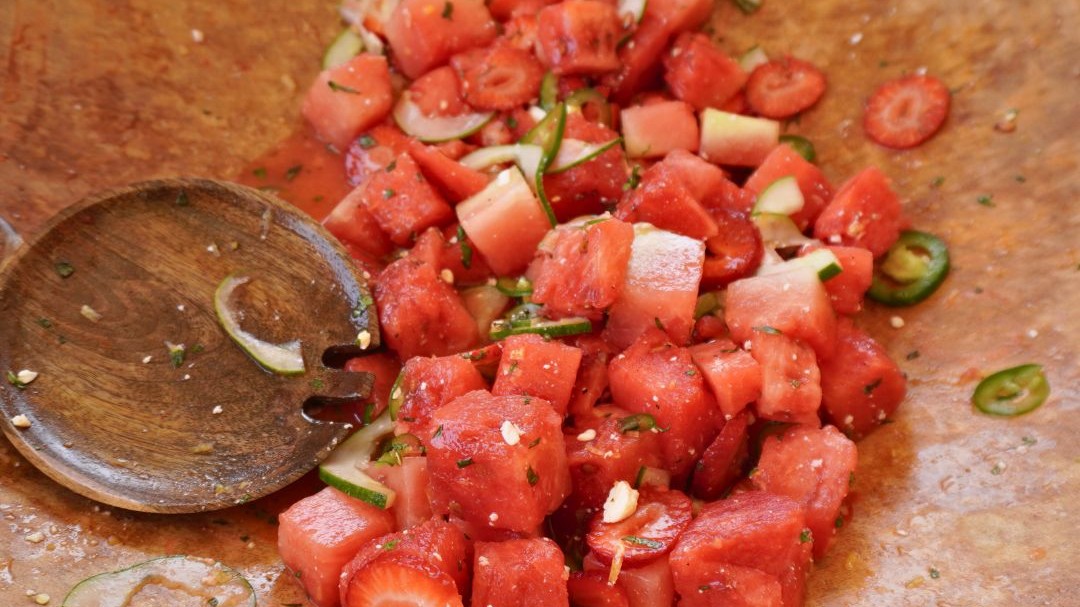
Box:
(495, 276, 534, 297)
(214, 275, 305, 376)
(739, 45, 769, 73)
(752, 213, 816, 249)
(618, 0, 648, 23)
(62, 556, 255, 607)
(752, 176, 805, 216)
(460, 143, 543, 180)
(387, 369, 405, 420)
(758, 248, 844, 281)
(322, 28, 364, 70)
(694, 291, 723, 319)
(548, 137, 621, 174)
(778, 134, 817, 163)
(489, 316, 592, 341)
(539, 71, 558, 111)
(318, 414, 396, 509)
(393, 95, 494, 143)
(732, 0, 762, 14)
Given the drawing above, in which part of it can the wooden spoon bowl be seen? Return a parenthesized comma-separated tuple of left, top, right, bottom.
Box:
(0, 179, 378, 513)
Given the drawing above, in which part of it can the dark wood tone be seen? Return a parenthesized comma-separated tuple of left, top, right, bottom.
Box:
(0, 179, 377, 513)
(0, 0, 1076, 604)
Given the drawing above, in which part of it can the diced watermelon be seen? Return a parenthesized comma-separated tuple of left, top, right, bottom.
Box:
(752, 425, 857, 559)
(408, 226, 494, 287)
(407, 65, 470, 117)
(535, 0, 622, 75)
(813, 166, 905, 257)
(541, 114, 630, 221)
(427, 390, 571, 533)
(368, 456, 433, 531)
(375, 258, 481, 360)
(384, 0, 498, 79)
(803, 244, 874, 315)
(528, 216, 634, 321)
(615, 160, 718, 240)
(394, 353, 488, 435)
(690, 340, 762, 419)
(323, 187, 395, 259)
(278, 487, 396, 607)
(621, 100, 700, 158)
(343, 353, 404, 422)
(601, 13, 671, 103)
(701, 208, 764, 288)
(818, 317, 906, 438)
(471, 537, 569, 607)
(565, 405, 664, 509)
(568, 570, 631, 607)
(749, 329, 822, 425)
(614, 556, 676, 607)
(744, 144, 834, 231)
(457, 167, 551, 276)
(407, 140, 492, 203)
(605, 224, 705, 349)
(361, 152, 454, 246)
(345, 125, 411, 188)
(669, 492, 812, 607)
(690, 411, 750, 501)
(492, 334, 583, 416)
(608, 329, 720, 478)
(302, 54, 394, 151)
(565, 335, 615, 422)
(724, 266, 837, 360)
(663, 33, 747, 111)
(646, 0, 713, 36)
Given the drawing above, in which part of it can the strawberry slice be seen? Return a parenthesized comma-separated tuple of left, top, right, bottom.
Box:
(863, 74, 950, 149)
(340, 552, 465, 607)
(567, 570, 631, 607)
(701, 208, 763, 289)
(745, 57, 827, 119)
(690, 410, 750, 501)
(452, 45, 545, 111)
(585, 487, 693, 567)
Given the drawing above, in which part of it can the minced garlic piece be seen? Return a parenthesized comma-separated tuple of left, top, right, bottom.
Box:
(500, 420, 521, 446)
(80, 305, 102, 322)
(11, 414, 31, 429)
(356, 330, 372, 350)
(602, 481, 639, 524)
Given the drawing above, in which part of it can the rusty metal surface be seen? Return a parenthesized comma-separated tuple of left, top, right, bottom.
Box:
(1, 1, 1077, 605)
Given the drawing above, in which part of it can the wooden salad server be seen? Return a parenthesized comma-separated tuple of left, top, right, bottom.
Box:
(0, 179, 378, 513)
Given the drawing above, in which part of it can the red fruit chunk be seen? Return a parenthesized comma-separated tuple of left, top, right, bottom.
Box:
(408, 226, 493, 287)
(690, 340, 761, 419)
(369, 456, 432, 531)
(608, 329, 720, 478)
(457, 167, 550, 276)
(602, 13, 670, 103)
(566, 405, 664, 509)
(565, 336, 615, 422)
(472, 538, 569, 607)
(621, 100, 700, 158)
(669, 492, 812, 607)
(542, 114, 629, 221)
(864, 74, 951, 149)
(744, 143, 834, 231)
(701, 209, 763, 289)
(690, 411, 750, 501)
(616, 160, 717, 240)
(568, 571, 630, 607)
(489, 0, 556, 21)
(345, 125, 410, 188)
(803, 244, 874, 315)
(749, 329, 822, 425)
(614, 555, 676, 607)
(605, 225, 705, 349)
(745, 57, 827, 120)
(586, 487, 692, 567)
(407, 140, 492, 203)
(278, 487, 396, 607)
(752, 425, 857, 559)
(395, 353, 488, 434)
(407, 65, 469, 117)
(819, 317, 906, 438)
(343, 353, 403, 422)
(375, 258, 480, 360)
(452, 45, 545, 111)
(493, 334, 583, 417)
(528, 217, 635, 321)
(724, 266, 837, 360)
(664, 33, 747, 111)
(384, 0, 498, 79)
(302, 54, 394, 151)
(323, 187, 394, 259)
(813, 166, 904, 258)
(536, 0, 622, 76)
(647, 0, 713, 36)
(361, 152, 454, 246)
(427, 390, 571, 532)
(340, 518, 471, 605)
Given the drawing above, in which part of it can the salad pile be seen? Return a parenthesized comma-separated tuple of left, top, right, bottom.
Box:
(274, 0, 955, 606)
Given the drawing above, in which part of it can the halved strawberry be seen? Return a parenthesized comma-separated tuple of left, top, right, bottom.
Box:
(585, 487, 693, 567)
(452, 45, 545, 111)
(340, 553, 465, 607)
(567, 571, 631, 607)
(745, 57, 827, 119)
(863, 74, 950, 149)
(701, 208, 763, 289)
(690, 410, 750, 501)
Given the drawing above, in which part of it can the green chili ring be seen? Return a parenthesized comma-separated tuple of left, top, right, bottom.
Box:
(867, 230, 950, 306)
(778, 134, 817, 163)
(972, 364, 1050, 417)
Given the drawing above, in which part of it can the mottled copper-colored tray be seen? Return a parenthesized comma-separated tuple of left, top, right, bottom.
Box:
(0, 1, 1076, 605)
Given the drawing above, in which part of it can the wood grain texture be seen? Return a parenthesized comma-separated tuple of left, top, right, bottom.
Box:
(0, 0, 1076, 604)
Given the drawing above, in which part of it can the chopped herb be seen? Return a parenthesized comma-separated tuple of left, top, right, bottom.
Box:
(239, 535, 250, 543)
(284, 164, 303, 181)
(505, 116, 518, 130)
(457, 457, 474, 468)
(622, 535, 664, 549)
(1014, 174, 1026, 183)
(310, 378, 325, 391)
(363, 403, 375, 425)
(328, 80, 360, 94)
(208, 598, 219, 607)
(699, 584, 712, 592)
(799, 529, 812, 543)
(790, 379, 802, 389)
(1021, 436, 1037, 447)
(383, 539, 399, 550)
(878, 59, 889, 68)
(352, 293, 375, 317)
(906, 350, 921, 360)
(166, 342, 186, 368)
(526, 465, 539, 486)
(849, 471, 856, 486)
(755, 326, 782, 335)
(653, 317, 665, 330)
(622, 165, 642, 191)
(929, 567, 940, 579)
(461, 350, 486, 361)
(54, 261, 75, 278)
(685, 369, 696, 376)
(457, 226, 473, 269)
(507, 361, 519, 374)
(619, 413, 657, 433)
(176, 190, 190, 206)
(976, 194, 995, 207)
(382, 188, 396, 199)
(834, 515, 844, 529)
(313, 195, 324, 202)
(528, 436, 541, 448)
(358, 134, 377, 149)
(441, 1, 454, 19)
(863, 378, 883, 395)
(6, 371, 27, 390)
(252, 167, 268, 179)
(930, 176, 945, 188)
(433, 424, 444, 439)
(386, 159, 397, 172)
(990, 462, 1005, 475)
(36, 317, 53, 329)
